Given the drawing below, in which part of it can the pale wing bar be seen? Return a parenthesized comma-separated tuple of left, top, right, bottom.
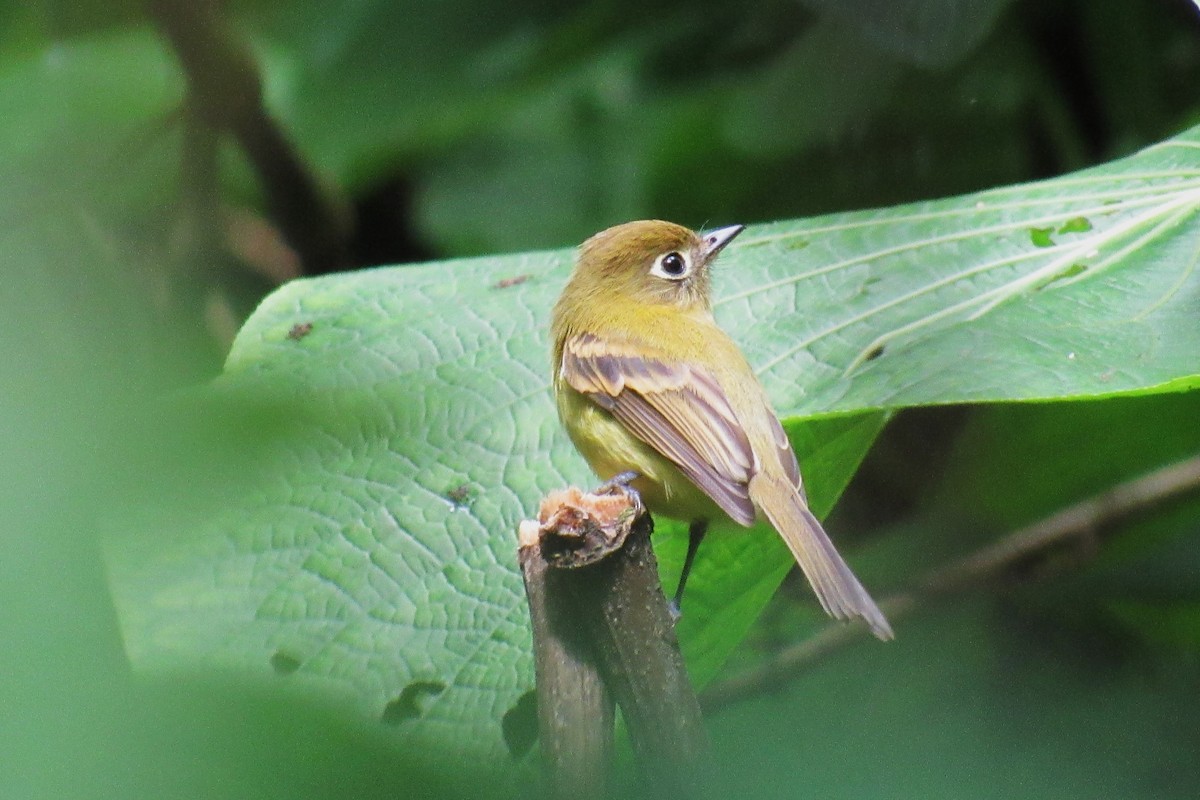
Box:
(766, 410, 804, 497)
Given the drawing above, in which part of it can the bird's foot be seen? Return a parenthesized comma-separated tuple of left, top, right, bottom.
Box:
(597, 471, 642, 509)
(667, 598, 683, 623)
(598, 471, 639, 493)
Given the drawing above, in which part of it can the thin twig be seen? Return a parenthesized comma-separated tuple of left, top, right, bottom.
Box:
(148, 0, 351, 274)
(702, 455, 1200, 713)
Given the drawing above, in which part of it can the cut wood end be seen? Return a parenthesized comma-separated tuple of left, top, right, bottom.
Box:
(518, 485, 642, 568)
(517, 518, 541, 549)
(539, 487, 631, 528)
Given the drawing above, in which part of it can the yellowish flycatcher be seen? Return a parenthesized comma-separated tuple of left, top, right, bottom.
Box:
(551, 220, 892, 640)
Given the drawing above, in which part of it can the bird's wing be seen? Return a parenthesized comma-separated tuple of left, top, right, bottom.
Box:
(560, 333, 759, 525)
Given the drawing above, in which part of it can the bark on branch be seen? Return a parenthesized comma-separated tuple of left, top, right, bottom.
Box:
(518, 485, 706, 799)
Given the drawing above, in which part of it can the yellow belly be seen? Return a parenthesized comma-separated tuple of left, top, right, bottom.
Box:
(556, 384, 726, 524)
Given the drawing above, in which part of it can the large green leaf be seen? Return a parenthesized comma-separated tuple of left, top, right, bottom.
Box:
(107, 123, 1200, 765)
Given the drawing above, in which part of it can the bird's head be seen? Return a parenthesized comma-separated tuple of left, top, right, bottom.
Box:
(569, 220, 744, 311)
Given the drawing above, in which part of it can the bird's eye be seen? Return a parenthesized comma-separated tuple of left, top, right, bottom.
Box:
(651, 251, 690, 280)
(660, 253, 685, 275)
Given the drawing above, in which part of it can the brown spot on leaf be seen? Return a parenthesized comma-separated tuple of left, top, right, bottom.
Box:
(492, 274, 530, 290)
(446, 483, 473, 507)
(287, 322, 313, 340)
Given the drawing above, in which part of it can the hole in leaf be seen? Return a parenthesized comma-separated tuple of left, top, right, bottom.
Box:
(269, 650, 302, 675)
(382, 680, 447, 725)
(1057, 216, 1093, 234)
(501, 690, 539, 760)
(1061, 263, 1088, 279)
(1028, 227, 1055, 247)
(1037, 263, 1089, 290)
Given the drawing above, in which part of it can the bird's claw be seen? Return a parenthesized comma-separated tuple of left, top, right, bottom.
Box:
(597, 471, 643, 512)
(599, 471, 639, 493)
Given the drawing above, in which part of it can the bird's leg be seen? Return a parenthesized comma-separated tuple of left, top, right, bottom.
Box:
(598, 470, 640, 493)
(669, 519, 708, 620)
(598, 470, 642, 506)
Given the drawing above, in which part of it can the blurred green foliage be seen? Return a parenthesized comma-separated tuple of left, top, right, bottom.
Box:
(3, 0, 1200, 798)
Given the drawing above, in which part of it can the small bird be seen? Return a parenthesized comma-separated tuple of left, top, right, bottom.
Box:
(551, 220, 892, 640)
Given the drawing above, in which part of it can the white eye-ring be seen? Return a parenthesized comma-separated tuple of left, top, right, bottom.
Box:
(650, 250, 692, 280)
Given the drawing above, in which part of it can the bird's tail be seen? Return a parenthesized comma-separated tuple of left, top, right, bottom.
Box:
(751, 472, 893, 640)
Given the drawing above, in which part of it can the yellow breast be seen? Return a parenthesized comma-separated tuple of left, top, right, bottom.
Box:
(554, 375, 725, 523)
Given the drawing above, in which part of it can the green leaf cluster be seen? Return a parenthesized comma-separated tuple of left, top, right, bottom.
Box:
(3, 1, 1199, 798)
(107, 123, 1200, 773)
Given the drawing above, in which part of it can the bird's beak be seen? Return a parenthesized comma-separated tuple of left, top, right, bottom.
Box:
(702, 224, 745, 261)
